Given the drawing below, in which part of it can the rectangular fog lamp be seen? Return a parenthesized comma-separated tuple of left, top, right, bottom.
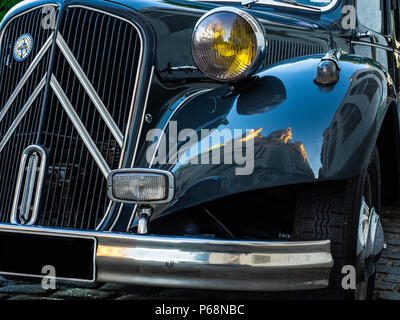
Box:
(107, 169, 174, 204)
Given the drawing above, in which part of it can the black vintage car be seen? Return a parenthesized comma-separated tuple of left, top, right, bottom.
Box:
(0, 0, 397, 300)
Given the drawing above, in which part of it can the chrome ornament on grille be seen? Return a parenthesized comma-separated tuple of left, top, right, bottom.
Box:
(13, 33, 33, 61)
(11, 145, 47, 225)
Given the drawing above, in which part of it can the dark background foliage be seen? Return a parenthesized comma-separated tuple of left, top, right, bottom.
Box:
(0, 0, 21, 21)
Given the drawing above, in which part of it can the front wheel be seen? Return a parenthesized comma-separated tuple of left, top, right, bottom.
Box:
(293, 147, 384, 300)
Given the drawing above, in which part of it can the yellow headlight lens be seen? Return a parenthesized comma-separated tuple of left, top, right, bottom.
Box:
(192, 9, 265, 81)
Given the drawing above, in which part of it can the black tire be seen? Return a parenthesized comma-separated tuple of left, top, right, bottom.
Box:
(293, 147, 381, 300)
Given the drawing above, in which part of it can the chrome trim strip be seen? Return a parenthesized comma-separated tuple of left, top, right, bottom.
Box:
(11, 145, 47, 225)
(149, 89, 212, 168)
(0, 224, 333, 291)
(0, 34, 53, 124)
(50, 75, 111, 178)
(56, 32, 124, 148)
(26, 146, 47, 226)
(0, 75, 46, 153)
(351, 41, 393, 52)
(131, 66, 154, 166)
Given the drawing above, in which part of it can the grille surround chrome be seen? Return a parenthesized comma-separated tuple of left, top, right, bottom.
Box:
(0, 4, 148, 230)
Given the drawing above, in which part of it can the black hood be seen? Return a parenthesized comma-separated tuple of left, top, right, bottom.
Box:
(105, 0, 341, 81)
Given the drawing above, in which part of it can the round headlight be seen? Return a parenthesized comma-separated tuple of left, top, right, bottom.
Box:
(192, 7, 266, 82)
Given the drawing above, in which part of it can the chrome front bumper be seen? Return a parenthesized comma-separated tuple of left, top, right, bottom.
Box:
(0, 224, 333, 291)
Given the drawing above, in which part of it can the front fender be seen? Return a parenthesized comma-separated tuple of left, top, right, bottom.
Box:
(136, 54, 396, 218)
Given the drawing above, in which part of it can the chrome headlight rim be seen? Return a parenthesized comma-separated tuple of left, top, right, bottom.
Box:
(191, 6, 267, 82)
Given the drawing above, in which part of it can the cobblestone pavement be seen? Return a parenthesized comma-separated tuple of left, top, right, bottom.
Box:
(1, 206, 400, 300)
(373, 207, 400, 300)
(0, 278, 270, 300)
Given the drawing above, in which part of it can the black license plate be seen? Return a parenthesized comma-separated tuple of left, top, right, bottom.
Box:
(0, 231, 96, 281)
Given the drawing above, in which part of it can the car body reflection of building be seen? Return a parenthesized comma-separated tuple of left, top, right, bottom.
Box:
(252, 127, 314, 182)
(172, 126, 314, 198)
(319, 69, 386, 178)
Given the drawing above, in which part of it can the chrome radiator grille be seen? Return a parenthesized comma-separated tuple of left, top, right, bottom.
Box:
(0, 6, 142, 229)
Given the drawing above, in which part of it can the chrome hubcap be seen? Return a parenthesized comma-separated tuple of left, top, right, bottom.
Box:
(355, 197, 385, 300)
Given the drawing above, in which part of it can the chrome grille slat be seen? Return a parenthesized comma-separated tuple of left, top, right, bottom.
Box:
(49, 7, 87, 227)
(0, 34, 52, 123)
(56, 33, 124, 148)
(0, 76, 46, 152)
(52, 9, 107, 229)
(87, 14, 116, 228)
(50, 75, 111, 178)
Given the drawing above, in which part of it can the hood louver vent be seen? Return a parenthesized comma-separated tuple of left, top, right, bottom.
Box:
(265, 37, 324, 67)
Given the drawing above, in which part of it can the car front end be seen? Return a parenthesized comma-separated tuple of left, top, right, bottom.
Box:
(0, 0, 387, 297)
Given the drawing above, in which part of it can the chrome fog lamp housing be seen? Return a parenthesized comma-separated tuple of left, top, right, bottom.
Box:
(107, 169, 174, 204)
(191, 7, 266, 82)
